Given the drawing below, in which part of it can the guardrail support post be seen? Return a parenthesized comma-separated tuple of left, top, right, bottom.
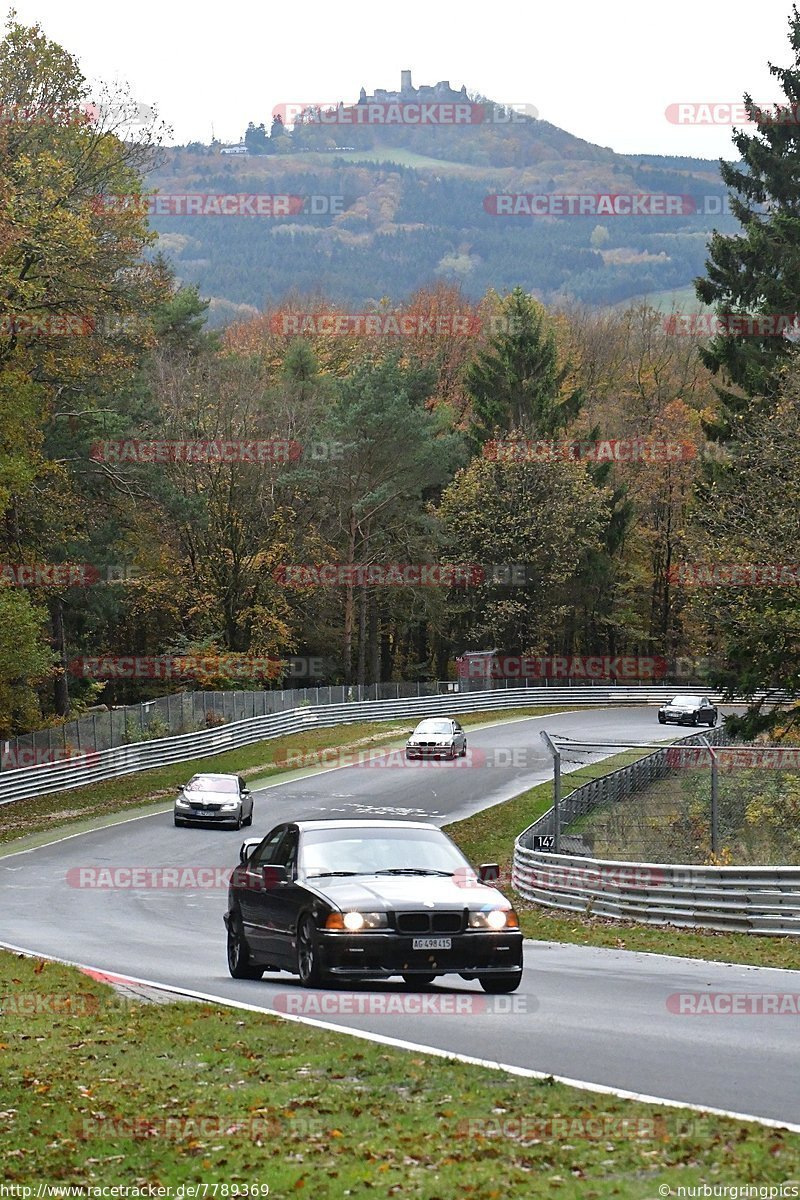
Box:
(540, 731, 562, 853)
(700, 736, 719, 855)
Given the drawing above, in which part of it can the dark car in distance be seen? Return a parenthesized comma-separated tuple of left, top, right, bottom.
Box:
(224, 819, 523, 991)
(658, 695, 718, 726)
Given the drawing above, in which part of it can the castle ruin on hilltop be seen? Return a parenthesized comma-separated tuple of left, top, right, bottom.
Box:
(358, 71, 468, 106)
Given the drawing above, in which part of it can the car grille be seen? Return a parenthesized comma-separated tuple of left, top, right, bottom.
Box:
(190, 802, 222, 811)
(395, 911, 465, 934)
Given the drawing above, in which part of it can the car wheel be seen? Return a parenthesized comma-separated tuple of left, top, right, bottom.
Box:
(691, 713, 699, 726)
(658, 716, 666, 725)
(460, 741, 467, 757)
(709, 713, 718, 727)
(402, 973, 436, 987)
(244, 807, 253, 826)
(296, 915, 326, 987)
(447, 746, 456, 760)
(227, 912, 264, 980)
(479, 971, 523, 994)
(233, 811, 243, 830)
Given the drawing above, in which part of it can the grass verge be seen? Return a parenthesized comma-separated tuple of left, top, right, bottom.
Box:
(0, 706, 564, 850)
(2, 951, 798, 1196)
(446, 752, 800, 972)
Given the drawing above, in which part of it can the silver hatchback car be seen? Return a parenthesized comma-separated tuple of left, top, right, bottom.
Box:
(174, 773, 254, 829)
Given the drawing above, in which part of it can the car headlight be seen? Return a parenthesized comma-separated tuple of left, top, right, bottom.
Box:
(220, 801, 239, 810)
(436, 739, 452, 747)
(468, 909, 520, 930)
(325, 911, 389, 931)
(175, 798, 190, 808)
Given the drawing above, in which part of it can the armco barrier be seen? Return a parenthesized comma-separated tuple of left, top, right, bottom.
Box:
(511, 850, 800, 936)
(512, 726, 800, 936)
(0, 685, 779, 806)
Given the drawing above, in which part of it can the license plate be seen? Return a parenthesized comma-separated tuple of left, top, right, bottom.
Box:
(412, 937, 452, 950)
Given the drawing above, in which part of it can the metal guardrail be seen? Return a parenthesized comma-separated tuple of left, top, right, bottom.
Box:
(511, 851, 800, 936)
(0, 684, 767, 805)
(512, 727, 800, 936)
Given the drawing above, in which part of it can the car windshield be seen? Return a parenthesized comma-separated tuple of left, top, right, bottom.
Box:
(669, 696, 702, 705)
(414, 720, 452, 734)
(185, 775, 238, 793)
(300, 827, 469, 877)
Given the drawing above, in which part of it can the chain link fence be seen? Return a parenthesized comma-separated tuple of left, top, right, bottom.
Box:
(529, 731, 800, 866)
(1, 676, 723, 773)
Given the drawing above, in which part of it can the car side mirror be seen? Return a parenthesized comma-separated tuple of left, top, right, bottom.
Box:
(239, 838, 261, 863)
(478, 863, 500, 883)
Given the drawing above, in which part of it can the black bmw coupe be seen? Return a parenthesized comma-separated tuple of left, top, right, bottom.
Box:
(224, 819, 523, 992)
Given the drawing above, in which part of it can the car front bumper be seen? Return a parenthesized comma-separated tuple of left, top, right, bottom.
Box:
(316, 929, 523, 977)
(175, 807, 242, 824)
(405, 745, 455, 758)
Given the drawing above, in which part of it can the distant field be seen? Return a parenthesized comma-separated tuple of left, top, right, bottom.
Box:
(622, 285, 711, 313)
(293, 146, 484, 171)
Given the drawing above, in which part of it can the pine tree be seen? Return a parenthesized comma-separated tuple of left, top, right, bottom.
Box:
(695, 6, 800, 438)
(465, 287, 582, 446)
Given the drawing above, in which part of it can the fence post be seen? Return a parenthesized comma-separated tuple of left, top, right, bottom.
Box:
(700, 736, 719, 855)
(540, 731, 561, 853)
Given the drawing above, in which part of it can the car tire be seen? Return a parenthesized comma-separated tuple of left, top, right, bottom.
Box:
(709, 713, 718, 727)
(691, 713, 699, 726)
(244, 808, 253, 826)
(296, 915, 326, 988)
(479, 971, 523, 994)
(658, 716, 666, 725)
(402, 973, 436, 987)
(227, 912, 264, 980)
(447, 746, 456, 760)
(460, 741, 467, 757)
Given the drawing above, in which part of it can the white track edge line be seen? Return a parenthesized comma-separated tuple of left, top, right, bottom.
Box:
(1, 938, 798, 1135)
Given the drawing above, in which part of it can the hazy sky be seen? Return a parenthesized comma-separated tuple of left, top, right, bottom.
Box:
(8, 0, 796, 158)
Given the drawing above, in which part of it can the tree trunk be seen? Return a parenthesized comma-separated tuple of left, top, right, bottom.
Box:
(51, 597, 69, 718)
(342, 513, 357, 684)
(368, 592, 380, 684)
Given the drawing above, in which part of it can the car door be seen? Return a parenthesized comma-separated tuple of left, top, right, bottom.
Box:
(453, 721, 465, 752)
(238, 775, 253, 820)
(237, 824, 286, 954)
(264, 828, 305, 964)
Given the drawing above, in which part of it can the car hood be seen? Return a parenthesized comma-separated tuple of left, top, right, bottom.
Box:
(304, 874, 511, 911)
